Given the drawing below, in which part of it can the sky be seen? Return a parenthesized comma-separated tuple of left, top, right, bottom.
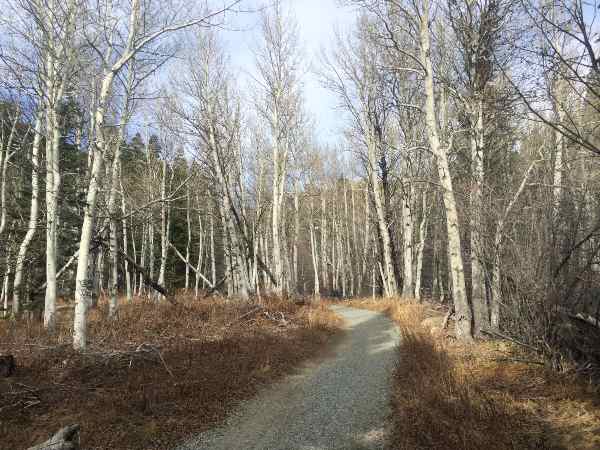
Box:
(220, 0, 359, 144)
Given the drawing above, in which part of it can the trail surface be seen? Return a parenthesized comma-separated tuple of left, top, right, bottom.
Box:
(177, 305, 400, 450)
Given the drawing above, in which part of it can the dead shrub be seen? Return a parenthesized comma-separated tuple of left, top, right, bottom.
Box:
(0, 294, 341, 450)
(348, 297, 600, 450)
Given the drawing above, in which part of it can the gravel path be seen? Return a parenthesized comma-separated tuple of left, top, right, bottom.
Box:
(177, 305, 400, 450)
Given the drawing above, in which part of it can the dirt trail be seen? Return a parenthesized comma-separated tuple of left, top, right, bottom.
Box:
(177, 305, 400, 450)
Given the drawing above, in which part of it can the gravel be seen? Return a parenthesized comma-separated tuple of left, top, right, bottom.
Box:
(176, 305, 400, 450)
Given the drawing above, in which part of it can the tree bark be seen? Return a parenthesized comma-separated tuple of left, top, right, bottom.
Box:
(13, 111, 43, 314)
(73, 69, 116, 350)
(401, 184, 414, 297)
(366, 134, 398, 297)
(414, 191, 429, 301)
(470, 98, 489, 334)
(419, 0, 472, 339)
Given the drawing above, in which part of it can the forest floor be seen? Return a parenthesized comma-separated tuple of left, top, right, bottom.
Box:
(0, 294, 341, 450)
(343, 297, 600, 450)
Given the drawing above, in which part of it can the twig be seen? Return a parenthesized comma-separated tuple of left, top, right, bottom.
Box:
(494, 357, 545, 365)
(442, 309, 454, 330)
(230, 305, 264, 325)
(480, 329, 539, 352)
(154, 348, 174, 378)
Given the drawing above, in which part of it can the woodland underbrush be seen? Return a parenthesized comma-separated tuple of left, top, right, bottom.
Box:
(0, 294, 341, 450)
(345, 297, 600, 450)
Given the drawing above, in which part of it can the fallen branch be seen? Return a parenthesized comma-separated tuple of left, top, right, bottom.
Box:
(568, 312, 600, 329)
(203, 275, 227, 298)
(93, 239, 174, 304)
(264, 311, 288, 326)
(494, 357, 545, 365)
(231, 305, 265, 325)
(480, 329, 539, 352)
(442, 309, 454, 330)
(169, 242, 214, 289)
(27, 424, 80, 450)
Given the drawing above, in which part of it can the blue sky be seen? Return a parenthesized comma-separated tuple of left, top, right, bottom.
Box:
(221, 0, 358, 144)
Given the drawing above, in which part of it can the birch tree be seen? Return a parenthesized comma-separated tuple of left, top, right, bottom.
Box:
(446, 0, 516, 334)
(322, 21, 399, 297)
(170, 28, 252, 299)
(73, 0, 242, 350)
(12, 111, 43, 314)
(254, 1, 303, 296)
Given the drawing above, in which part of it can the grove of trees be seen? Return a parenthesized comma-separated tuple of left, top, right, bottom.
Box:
(0, 0, 599, 370)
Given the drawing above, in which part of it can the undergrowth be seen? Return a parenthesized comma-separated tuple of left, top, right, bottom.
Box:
(345, 297, 600, 450)
(0, 294, 341, 450)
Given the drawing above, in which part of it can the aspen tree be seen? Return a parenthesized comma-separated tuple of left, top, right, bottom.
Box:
(255, 1, 303, 296)
(13, 112, 43, 314)
(74, 0, 242, 349)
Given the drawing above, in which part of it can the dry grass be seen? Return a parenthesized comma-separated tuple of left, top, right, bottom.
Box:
(0, 295, 341, 450)
(345, 297, 600, 450)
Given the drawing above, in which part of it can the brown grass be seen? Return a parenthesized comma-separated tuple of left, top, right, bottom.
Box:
(0, 295, 341, 450)
(344, 297, 600, 450)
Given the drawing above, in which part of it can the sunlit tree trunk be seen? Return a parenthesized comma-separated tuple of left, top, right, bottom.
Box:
(419, 0, 472, 339)
(74, 69, 116, 349)
(185, 184, 192, 292)
(120, 179, 132, 303)
(157, 159, 170, 300)
(470, 98, 489, 334)
(401, 184, 414, 297)
(292, 185, 300, 293)
(414, 191, 429, 301)
(194, 214, 204, 298)
(44, 103, 62, 330)
(366, 133, 398, 297)
(309, 198, 320, 300)
(13, 112, 43, 314)
(0, 108, 18, 240)
(210, 215, 216, 287)
(320, 193, 329, 293)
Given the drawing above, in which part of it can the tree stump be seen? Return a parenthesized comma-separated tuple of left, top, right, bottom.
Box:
(27, 425, 80, 450)
(0, 354, 15, 377)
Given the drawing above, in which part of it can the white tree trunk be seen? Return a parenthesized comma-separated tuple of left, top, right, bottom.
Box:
(194, 214, 204, 297)
(366, 134, 398, 297)
(185, 184, 192, 292)
(309, 198, 320, 300)
(44, 107, 62, 330)
(491, 160, 537, 329)
(420, 0, 472, 339)
(320, 193, 329, 292)
(344, 182, 354, 297)
(210, 215, 216, 286)
(2, 239, 12, 318)
(360, 187, 370, 292)
(13, 112, 42, 315)
(120, 180, 132, 302)
(350, 186, 358, 296)
(292, 185, 299, 293)
(157, 159, 170, 300)
(0, 108, 18, 239)
(73, 71, 115, 350)
(271, 131, 286, 296)
(401, 184, 414, 297)
(470, 98, 489, 334)
(414, 191, 429, 301)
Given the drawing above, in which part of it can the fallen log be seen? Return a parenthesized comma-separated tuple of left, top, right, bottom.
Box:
(93, 239, 174, 304)
(28, 425, 80, 450)
(169, 242, 214, 288)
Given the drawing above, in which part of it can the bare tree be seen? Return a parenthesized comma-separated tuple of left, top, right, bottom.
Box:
(254, 1, 303, 296)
